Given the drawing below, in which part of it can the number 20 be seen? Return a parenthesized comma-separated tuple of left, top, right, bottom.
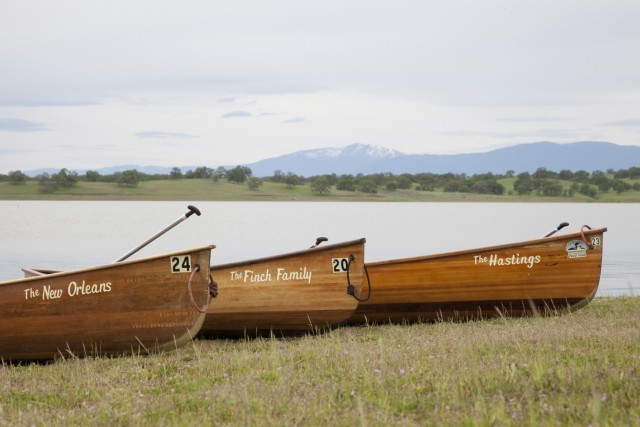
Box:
(171, 255, 192, 273)
(332, 258, 349, 273)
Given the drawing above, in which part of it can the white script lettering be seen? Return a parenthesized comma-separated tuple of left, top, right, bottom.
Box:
(474, 253, 541, 269)
(42, 285, 63, 300)
(24, 279, 113, 301)
(277, 267, 312, 284)
(68, 280, 112, 297)
(228, 266, 313, 284)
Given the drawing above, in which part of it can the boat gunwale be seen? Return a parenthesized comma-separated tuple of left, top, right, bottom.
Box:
(366, 227, 608, 267)
(211, 238, 366, 270)
(2, 244, 216, 286)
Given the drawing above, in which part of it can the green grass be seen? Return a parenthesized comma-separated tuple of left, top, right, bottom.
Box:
(2, 296, 639, 426)
(2, 179, 640, 202)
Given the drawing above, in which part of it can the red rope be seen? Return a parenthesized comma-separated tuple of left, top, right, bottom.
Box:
(188, 265, 212, 313)
(580, 225, 595, 250)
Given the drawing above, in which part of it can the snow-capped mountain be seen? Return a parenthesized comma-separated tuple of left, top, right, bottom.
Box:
(247, 143, 405, 176)
(300, 144, 404, 159)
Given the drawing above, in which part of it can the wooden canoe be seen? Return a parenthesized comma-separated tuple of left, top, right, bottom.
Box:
(347, 226, 607, 324)
(201, 238, 366, 337)
(1, 245, 215, 361)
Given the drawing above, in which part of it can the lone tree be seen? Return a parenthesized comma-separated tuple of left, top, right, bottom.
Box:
(226, 166, 252, 183)
(284, 172, 302, 189)
(310, 177, 331, 195)
(53, 168, 78, 188)
(8, 170, 28, 185)
(36, 173, 57, 193)
(170, 167, 183, 179)
(117, 169, 141, 187)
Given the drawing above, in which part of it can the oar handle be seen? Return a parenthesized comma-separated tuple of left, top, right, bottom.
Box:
(186, 205, 201, 218)
(544, 222, 569, 238)
(310, 236, 328, 248)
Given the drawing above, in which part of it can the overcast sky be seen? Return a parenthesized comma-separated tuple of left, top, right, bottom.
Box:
(1, 0, 640, 173)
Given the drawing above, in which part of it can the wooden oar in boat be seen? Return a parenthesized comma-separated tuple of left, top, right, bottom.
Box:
(115, 205, 201, 262)
(2, 245, 216, 362)
(2, 206, 216, 361)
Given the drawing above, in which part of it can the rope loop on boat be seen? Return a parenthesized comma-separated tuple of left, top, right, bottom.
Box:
(187, 264, 213, 313)
(580, 224, 594, 250)
(346, 254, 372, 302)
(208, 274, 219, 299)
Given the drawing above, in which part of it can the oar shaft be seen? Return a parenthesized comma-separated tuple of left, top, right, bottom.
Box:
(115, 205, 201, 262)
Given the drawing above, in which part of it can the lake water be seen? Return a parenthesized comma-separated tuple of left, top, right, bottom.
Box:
(0, 201, 638, 297)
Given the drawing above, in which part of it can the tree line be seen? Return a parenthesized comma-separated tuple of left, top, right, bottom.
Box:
(2, 166, 640, 198)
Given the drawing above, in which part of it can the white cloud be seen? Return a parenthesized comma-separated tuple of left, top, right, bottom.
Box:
(222, 111, 253, 118)
(602, 120, 640, 127)
(0, 118, 48, 132)
(134, 131, 198, 139)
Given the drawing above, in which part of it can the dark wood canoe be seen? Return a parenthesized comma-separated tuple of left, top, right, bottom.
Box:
(1, 245, 215, 361)
(202, 238, 366, 337)
(347, 226, 607, 324)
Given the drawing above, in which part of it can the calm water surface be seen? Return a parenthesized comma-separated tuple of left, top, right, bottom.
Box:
(0, 201, 637, 296)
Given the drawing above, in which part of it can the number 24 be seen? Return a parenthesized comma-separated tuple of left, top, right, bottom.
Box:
(171, 255, 192, 273)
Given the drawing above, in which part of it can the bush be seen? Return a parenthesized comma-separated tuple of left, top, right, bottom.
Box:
(247, 177, 263, 190)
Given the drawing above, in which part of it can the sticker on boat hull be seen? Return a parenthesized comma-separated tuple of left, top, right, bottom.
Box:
(566, 240, 587, 258)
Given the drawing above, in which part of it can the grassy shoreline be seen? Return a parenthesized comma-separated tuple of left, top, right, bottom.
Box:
(2, 296, 639, 425)
(2, 179, 640, 202)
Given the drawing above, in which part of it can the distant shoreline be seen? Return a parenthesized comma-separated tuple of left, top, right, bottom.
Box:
(2, 179, 639, 202)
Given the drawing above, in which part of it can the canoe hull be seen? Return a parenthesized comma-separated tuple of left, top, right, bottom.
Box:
(1, 246, 214, 361)
(203, 239, 366, 337)
(348, 227, 606, 324)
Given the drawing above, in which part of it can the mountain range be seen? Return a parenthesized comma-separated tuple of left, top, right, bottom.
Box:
(243, 141, 640, 176)
(23, 141, 640, 178)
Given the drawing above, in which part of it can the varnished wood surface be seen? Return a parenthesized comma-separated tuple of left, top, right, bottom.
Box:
(0, 245, 214, 361)
(203, 239, 366, 337)
(348, 227, 607, 324)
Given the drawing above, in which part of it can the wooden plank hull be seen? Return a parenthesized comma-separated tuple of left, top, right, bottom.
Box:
(348, 227, 607, 324)
(203, 239, 366, 337)
(1, 246, 214, 361)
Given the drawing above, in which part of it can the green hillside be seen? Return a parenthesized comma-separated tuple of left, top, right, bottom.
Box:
(2, 177, 639, 202)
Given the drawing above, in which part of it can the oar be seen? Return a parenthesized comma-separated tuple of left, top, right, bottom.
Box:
(114, 205, 201, 262)
(544, 221, 569, 238)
